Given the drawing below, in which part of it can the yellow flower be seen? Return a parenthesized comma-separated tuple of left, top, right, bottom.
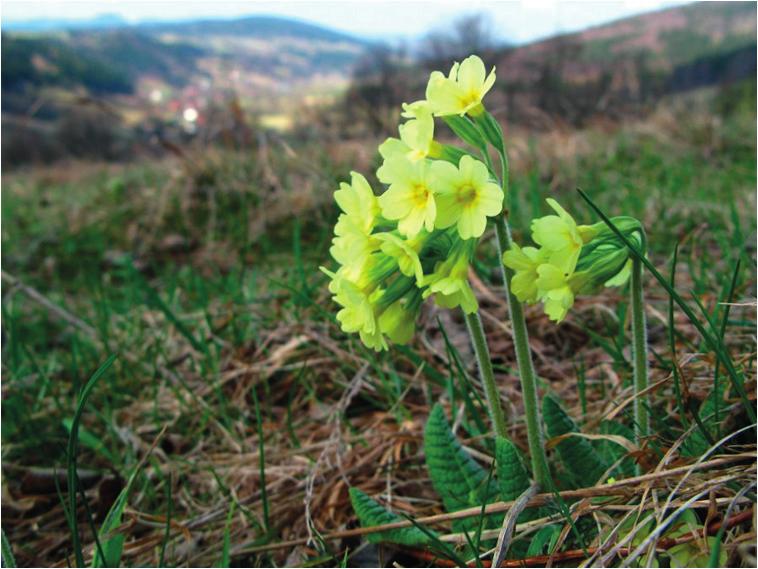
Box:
(322, 260, 420, 351)
(425, 55, 496, 117)
(360, 327, 388, 352)
(330, 172, 381, 278)
(379, 109, 436, 163)
(401, 100, 431, 119)
(334, 171, 380, 232)
(536, 264, 575, 323)
(431, 155, 503, 239)
(530, 198, 585, 274)
(378, 298, 417, 345)
(377, 157, 438, 237)
(325, 273, 379, 334)
(375, 232, 425, 284)
(422, 241, 478, 314)
(503, 243, 548, 303)
(330, 218, 377, 280)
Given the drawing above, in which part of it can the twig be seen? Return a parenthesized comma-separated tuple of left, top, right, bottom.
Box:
(2, 270, 98, 338)
(492, 482, 538, 567)
(235, 452, 754, 554)
(399, 508, 753, 567)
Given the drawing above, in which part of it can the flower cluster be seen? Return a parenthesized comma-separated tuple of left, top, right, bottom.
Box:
(323, 55, 504, 350)
(503, 199, 644, 322)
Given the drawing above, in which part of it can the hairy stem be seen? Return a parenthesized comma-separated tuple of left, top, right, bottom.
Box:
(493, 216, 551, 489)
(464, 310, 508, 439)
(631, 255, 649, 464)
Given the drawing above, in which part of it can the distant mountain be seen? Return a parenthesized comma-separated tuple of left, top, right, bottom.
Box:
(3, 13, 367, 45)
(143, 15, 368, 45)
(1, 30, 203, 95)
(2, 13, 129, 32)
(1, 13, 369, 106)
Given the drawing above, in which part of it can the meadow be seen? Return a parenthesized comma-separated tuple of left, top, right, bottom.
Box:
(1, 74, 756, 567)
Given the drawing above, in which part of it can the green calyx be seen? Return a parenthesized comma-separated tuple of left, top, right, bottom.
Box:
(571, 217, 645, 294)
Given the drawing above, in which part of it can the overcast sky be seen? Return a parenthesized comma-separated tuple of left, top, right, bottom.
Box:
(1, 0, 694, 43)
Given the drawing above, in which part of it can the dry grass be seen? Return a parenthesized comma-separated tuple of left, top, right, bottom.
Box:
(2, 89, 756, 567)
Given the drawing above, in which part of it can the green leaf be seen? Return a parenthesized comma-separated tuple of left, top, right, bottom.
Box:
(543, 395, 611, 487)
(495, 437, 531, 501)
(495, 436, 540, 528)
(348, 488, 433, 546)
(424, 404, 493, 513)
(424, 405, 502, 533)
(663, 510, 724, 568)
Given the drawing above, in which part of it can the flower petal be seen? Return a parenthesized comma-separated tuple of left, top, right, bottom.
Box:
(457, 55, 486, 94)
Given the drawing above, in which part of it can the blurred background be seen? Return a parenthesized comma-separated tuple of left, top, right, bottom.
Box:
(2, 1, 755, 166)
(1, 1, 756, 567)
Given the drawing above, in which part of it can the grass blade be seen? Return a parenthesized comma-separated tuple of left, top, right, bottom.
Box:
(1, 529, 17, 568)
(62, 418, 116, 465)
(400, 513, 469, 567)
(159, 474, 173, 567)
(577, 189, 755, 423)
(133, 268, 204, 353)
(78, 478, 107, 566)
(251, 386, 270, 537)
(67, 353, 117, 568)
(668, 243, 688, 426)
(93, 426, 166, 567)
(712, 259, 741, 437)
(220, 502, 237, 568)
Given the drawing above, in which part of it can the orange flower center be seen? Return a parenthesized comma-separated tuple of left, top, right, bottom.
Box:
(411, 183, 431, 207)
(456, 184, 478, 205)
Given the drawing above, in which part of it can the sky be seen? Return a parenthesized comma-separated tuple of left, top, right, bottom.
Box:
(1, 0, 694, 44)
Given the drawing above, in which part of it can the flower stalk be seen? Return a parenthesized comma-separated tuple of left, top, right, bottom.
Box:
(464, 310, 508, 439)
(493, 215, 552, 489)
(631, 254, 649, 465)
(478, 111, 551, 489)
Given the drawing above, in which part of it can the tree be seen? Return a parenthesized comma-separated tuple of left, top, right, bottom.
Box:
(420, 13, 498, 62)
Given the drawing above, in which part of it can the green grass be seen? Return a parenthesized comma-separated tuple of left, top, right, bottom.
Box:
(1, 83, 755, 566)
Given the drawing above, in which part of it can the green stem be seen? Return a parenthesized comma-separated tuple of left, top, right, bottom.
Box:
(472, 110, 549, 488)
(493, 216, 551, 489)
(464, 310, 508, 440)
(631, 255, 649, 462)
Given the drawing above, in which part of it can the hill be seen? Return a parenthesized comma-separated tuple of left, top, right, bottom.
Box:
(345, 1, 756, 131)
(1, 14, 369, 107)
(1, 31, 202, 96)
(1, 14, 370, 163)
(487, 1, 757, 125)
(144, 14, 366, 44)
(2, 2, 755, 166)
